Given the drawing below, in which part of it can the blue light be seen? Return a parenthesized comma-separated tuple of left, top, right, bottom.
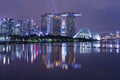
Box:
(73, 64, 81, 69)
(46, 33, 48, 35)
(25, 33, 28, 36)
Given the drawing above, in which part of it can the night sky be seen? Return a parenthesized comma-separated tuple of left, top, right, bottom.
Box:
(0, 0, 120, 33)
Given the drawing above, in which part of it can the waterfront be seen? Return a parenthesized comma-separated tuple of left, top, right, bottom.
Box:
(0, 42, 120, 80)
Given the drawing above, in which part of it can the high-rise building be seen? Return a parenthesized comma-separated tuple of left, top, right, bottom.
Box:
(116, 31, 119, 37)
(53, 12, 81, 37)
(41, 14, 47, 35)
(13, 24, 21, 35)
(11, 20, 23, 35)
(25, 19, 36, 35)
(61, 20, 67, 36)
(67, 13, 76, 37)
(62, 12, 81, 37)
(41, 13, 53, 35)
(53, 14, 61, 36)
(1, 18, 15, 35)
(40, 12, 81, 36)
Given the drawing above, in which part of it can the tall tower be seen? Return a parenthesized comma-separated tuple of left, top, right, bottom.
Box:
(41, 12, 81, 36)
(25, 19, 36, 35)
(53, 12, 81, 37)
(53, 14, 61, 36)
(1, 18, 15, 35)
(61, 20, 67, 36)
(64, 12, 81, 37)
(17, 20, 24, 35)
(13, 24, 21, 35)
(116, 31, 119, 37)
(41, 13, 53, 35)
(67, 13, 76, 37)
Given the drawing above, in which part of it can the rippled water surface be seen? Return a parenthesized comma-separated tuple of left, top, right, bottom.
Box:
(0, 41, 120, 80)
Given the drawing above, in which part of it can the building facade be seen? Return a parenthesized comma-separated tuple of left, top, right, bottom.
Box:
(52, 12, 81, 37)
(24, 19, 36, 35)
(53, 14, 61, 36)
(41, 13, 53, 35)
(1, 18, 15, 35)
(67, 13, 76, 37)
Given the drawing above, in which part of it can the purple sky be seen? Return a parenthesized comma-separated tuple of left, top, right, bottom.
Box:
(0, 0, 120, 33)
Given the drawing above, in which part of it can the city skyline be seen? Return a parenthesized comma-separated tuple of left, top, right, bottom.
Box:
(0, 0, 120, 33)
(0, 17, 119, 38)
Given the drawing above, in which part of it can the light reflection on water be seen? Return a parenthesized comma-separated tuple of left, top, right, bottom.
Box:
(0, 41, 119, 69)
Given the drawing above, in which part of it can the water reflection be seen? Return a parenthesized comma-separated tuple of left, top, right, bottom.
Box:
(0, 43, 81, 70)
(74, 41, 100, 54)
(41, 43, 81, 70)
(0, 41, 120, 68)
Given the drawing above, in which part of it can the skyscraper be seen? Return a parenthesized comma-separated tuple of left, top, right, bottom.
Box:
(1, 18, 15, 35)
(13, 24, 21, 35)
(41, 13, 53, 35)
(53, 14, 61, 36)
(61, 20, 67, 36)
(67, 13, 76, 37)
(53, 12, 81, 37)
(62, 12, 81, 37)
(25, 19, 36, 35)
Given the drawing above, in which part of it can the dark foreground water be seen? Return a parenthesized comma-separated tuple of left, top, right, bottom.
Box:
(0, 42, 120, 80)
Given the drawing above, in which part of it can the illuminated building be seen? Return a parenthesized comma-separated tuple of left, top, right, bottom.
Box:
(40, 12, 81, 36)
(62, 12, 81, 37)
(13, 24, 21, 35)
(17, 20, 24, 36)
(66, 13, 76, 37)
(41, 14, 48, 35)
(12, 20, 23, 35)
(116, 31, 119, 37)
(53, 14, 61, 36)
(61, 20, 67, 36)
(41, 13, 53, 35)
(52, 12, 81, 37)
(25, 19, 36, 35)
(1, 18, 15, 35)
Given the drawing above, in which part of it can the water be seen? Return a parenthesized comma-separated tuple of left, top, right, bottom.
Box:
(0, 41, 120, 80)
